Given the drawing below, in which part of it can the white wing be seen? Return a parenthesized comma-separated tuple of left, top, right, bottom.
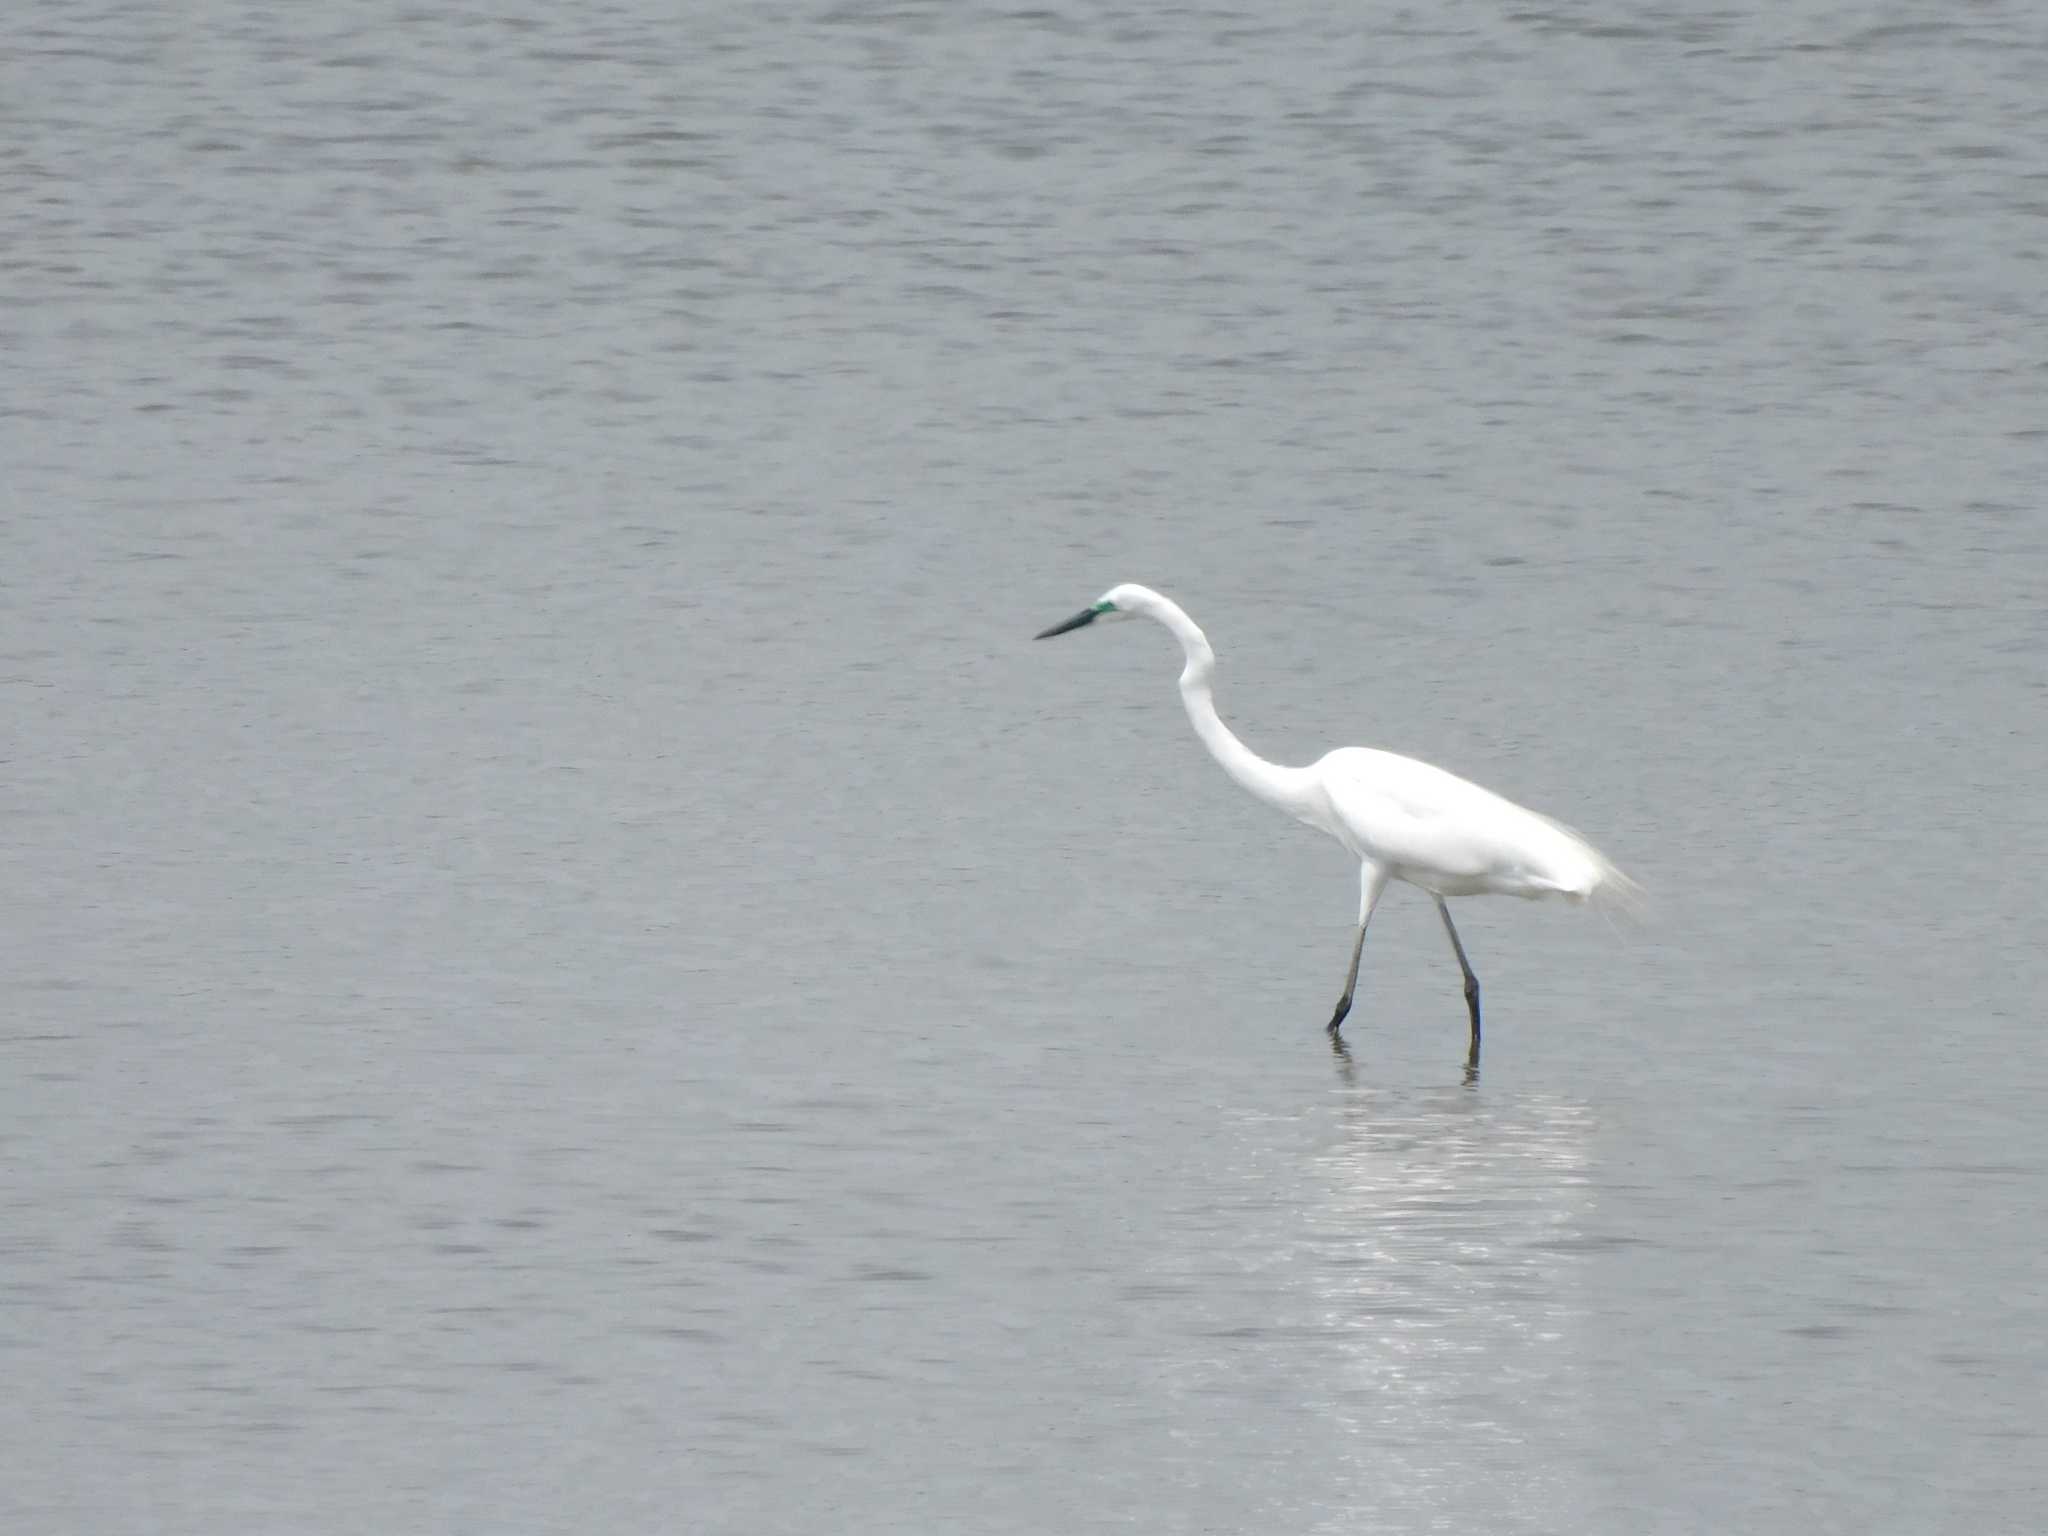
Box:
(1314, 748, 1626, 902)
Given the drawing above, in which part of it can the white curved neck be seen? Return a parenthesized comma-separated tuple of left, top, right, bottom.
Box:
(1136, 592, 1310, 817)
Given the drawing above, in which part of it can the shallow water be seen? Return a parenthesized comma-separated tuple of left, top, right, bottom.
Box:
(5, 1, 2045, 1530)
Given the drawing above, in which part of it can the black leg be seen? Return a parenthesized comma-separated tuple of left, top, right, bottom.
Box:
(1433, 895, 1482, 1063)
(1327, 864, 1390, 1043)
(1326, 921, 1369, 1036)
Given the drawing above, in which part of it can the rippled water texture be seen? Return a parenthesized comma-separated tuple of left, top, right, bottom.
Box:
(4, 1, 2044, 1531)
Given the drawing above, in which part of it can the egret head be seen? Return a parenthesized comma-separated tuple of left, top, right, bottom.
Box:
(1033, 584, 1151, 639)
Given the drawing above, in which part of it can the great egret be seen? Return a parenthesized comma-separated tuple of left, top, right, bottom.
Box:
(1034, 583, 1637, 1062)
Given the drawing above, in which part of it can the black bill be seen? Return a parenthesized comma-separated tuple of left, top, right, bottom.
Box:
(1034, 607, 1098, 640)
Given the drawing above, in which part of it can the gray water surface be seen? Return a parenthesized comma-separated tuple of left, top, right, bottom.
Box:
(5, 2, 2046, 1531)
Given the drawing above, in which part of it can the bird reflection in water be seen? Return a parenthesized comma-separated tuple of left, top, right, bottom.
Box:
(1302, 1071, 1600, 1526)
(1328, 1028, 1480, 1087)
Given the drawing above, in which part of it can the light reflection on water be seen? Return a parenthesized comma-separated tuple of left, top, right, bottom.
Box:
(1308, 1079, 1599, 1527)
(1143, 1068, 1606, 1531)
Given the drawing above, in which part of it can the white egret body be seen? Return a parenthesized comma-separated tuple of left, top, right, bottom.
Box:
(1035, 583, 1637, 1061)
